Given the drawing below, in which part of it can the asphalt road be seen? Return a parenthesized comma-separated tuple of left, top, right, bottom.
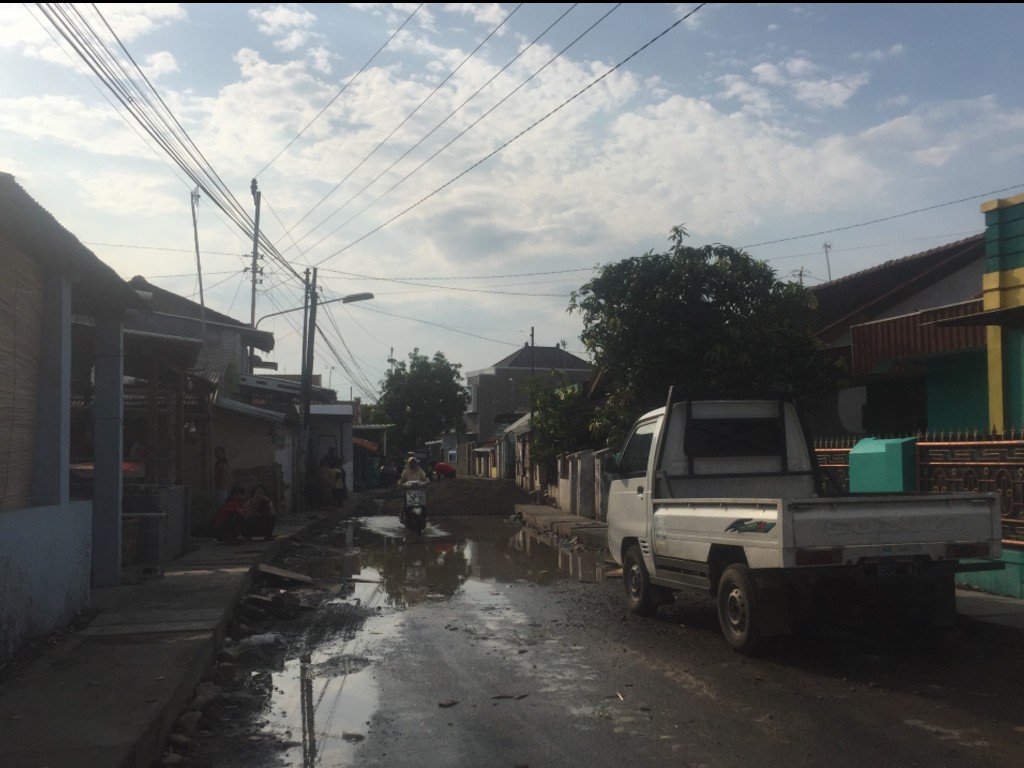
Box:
(181, 511, 1024, 768)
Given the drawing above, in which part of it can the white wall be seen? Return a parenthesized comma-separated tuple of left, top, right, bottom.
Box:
(0, 501, 92, 659)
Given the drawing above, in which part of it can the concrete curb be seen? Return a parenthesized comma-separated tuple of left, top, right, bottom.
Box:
(517, 503, 609, 549)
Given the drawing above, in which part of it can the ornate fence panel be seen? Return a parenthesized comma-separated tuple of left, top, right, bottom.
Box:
(813, 436, 1024, 546)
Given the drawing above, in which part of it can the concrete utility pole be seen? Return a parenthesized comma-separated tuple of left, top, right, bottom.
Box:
(249, 179, 262, 371)
(190, 188, 207, 334)
(300, 268, 320, 509)
(823, 241, 833, 282)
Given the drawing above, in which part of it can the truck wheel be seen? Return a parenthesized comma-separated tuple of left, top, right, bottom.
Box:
(717, 564, 762, 655)
(624, 545, 660, 616)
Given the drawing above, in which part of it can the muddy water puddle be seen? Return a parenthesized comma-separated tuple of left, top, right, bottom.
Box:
(249, 515, 605, 767)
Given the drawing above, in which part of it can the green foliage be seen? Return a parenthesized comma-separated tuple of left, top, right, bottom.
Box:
(525, 374, 591, 466)
(569, 225, 843, 444)
(375, 349, 470, 451)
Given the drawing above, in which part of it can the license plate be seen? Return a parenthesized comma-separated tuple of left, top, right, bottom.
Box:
(867, 560, 920, 578)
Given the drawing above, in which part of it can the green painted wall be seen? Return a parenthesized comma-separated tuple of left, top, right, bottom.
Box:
(926, 351, 989, 432)
(1004, 328, 1024, 430)
(957, 549, 1024, 599)
(984, 201, 1024, 273)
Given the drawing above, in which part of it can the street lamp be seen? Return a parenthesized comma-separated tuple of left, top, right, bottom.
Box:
(255, 291, 374, 328)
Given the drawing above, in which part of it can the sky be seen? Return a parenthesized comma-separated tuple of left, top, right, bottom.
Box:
(2, 3, 1024, 403)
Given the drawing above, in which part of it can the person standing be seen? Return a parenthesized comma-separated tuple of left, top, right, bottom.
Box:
(213, 447, 232, 506)
(320, 447, 347, 508)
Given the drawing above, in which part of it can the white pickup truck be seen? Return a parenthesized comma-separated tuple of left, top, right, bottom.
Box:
(606, 395, 1003, 654)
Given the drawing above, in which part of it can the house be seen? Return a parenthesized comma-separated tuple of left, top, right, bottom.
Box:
(462, 343, 592, 477)
(0, 172, 141, 659)
(806, 193, 1024, 597)
(122, 278, 305, 525)
(806, 233, 986, 437)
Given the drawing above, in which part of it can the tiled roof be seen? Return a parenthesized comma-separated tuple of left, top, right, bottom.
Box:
(490, 345, 592, 371)
(810, 234, 984, 343)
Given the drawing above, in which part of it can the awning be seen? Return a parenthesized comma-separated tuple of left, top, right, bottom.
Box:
(352, 436, 379, 453)
(213, 394, 286, 424)
(927, 304, 1024, 329)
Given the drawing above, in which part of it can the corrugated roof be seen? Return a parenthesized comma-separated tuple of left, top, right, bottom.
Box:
(0, 172, 142, 317)
(128, 276, 274, 352)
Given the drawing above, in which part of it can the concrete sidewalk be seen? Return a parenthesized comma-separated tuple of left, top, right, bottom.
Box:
(0, 508, 331, 768)
(516, 503, 1024, 632)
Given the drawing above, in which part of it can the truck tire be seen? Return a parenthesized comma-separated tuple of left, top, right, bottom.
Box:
(624, 545, 660, 616)
(717, 564, 762, 655)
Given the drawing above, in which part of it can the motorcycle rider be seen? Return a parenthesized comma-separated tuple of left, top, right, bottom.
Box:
(400, 455, 428, 483)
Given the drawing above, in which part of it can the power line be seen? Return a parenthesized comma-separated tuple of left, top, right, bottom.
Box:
(34, 3, 305, 291)
(742, 183, 1024, 249)
(355, 303, 522, 346)
(253, 3, 425, 179)
(299, 3, 617, 260)
(279, 4, 526, 248)
(311, 4, 706, 267)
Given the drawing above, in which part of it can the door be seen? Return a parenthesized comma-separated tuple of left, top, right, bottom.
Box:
(607, 417, 659, 555)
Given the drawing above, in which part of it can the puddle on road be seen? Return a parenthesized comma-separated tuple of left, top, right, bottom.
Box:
(256, 515, 606, 767)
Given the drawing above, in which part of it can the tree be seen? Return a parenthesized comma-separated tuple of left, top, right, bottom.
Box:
(569, 226, 843, 444)
(525, 373, 592, 470)
(372, 349, 470, 452)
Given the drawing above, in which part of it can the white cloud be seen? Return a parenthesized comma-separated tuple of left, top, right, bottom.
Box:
(0, 95, 154, 159)
(442, 3, 509, 28)
(249, 4, 320, 51)
(68, 169, 184, 218)
(0, 4, 186, 67)
(143, 51, 180, 79)
(717, 74, 775, 116)
(784, 57, 816, 77)
(731, 57, 868, 111)
(851, 43, 905, 63)
(308, 46, 333, 74)
(790, 73, 868, 109)
(752, 63, 784, 86)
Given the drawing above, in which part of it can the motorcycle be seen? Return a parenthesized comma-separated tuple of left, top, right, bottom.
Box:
(400, 479, 428, 535)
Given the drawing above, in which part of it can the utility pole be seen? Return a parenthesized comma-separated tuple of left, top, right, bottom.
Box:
(189, 188, 207, 334)
(823, 241, 833, 283)
(299, 268, 320, 511)
(248, 179, 262, 372)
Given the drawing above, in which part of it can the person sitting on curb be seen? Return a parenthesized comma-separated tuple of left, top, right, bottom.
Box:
(245, 484, 276, 540)
(212, 485, 250, 543)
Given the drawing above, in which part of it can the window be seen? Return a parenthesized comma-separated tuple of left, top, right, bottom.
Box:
(684, 417, 782, 458)
(617, 419, 657, 477)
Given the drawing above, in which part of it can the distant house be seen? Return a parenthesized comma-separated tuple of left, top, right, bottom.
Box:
(0, 172, 140, 659)
(462, 344, 592, 477)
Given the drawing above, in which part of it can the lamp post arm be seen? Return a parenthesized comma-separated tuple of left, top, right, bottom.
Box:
(255, 292, 374, 328)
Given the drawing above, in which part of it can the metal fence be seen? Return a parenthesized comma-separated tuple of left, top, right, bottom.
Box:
(815, 436, 1024, 546)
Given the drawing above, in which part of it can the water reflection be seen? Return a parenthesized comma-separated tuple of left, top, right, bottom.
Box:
(351, 516, 605, 606)
(263, 515, 605, 767)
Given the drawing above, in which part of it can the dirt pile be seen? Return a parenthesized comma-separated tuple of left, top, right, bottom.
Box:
(370, 476, 540, 517)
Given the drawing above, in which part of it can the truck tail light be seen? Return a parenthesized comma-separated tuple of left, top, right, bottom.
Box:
(946, 542, 990, 559)
(795, 548, 842, 566)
